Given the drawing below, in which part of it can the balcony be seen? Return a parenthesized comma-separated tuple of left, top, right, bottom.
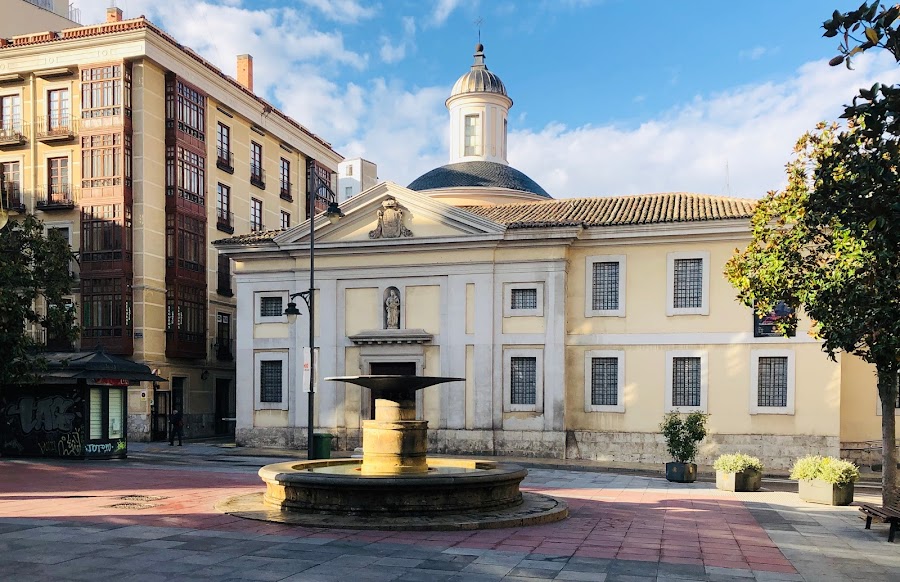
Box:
(216, 209, 234, 234)
(213, 338, 234, 361)
(0, 121, 27, 147)
(35, 116, 76, 142)
(35, 185, 77, 211)
(250, 165, 265, 189)
(2, 183, 26, 212)
(165, 330, 206, 359)
(216, 148, 234, 174)
(280, 182, 292, 202)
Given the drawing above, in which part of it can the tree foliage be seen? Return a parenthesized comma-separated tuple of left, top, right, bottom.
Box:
(725, 1, 900, 504)
(0, 215, 78, 386)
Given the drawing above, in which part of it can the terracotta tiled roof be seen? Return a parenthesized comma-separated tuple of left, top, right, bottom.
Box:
(461, 192, 756, 228)
(0, 17, 336, 154)
(214, 229, 285, 247)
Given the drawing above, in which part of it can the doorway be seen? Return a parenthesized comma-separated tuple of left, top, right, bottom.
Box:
(151, 390, 169, 441)
(214, 379, 235, 436)
(367, 362, 416, 419)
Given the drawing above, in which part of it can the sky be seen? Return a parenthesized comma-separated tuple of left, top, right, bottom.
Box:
(72, 0, 900, 199)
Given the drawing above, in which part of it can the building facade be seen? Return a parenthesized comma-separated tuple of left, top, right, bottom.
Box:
(217, 44, 889, 470)
(1, 0, 80, 39)
(0, 8, 342, 443)
(337, 158, 378, 202)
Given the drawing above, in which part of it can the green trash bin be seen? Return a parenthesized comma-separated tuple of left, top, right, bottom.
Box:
(312, 433, 334, 460)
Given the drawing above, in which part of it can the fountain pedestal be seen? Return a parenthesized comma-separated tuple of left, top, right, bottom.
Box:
(362, 393, 426, 475)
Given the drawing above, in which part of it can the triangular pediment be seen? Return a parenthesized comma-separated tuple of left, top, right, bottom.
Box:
(273, 182, 506, 247)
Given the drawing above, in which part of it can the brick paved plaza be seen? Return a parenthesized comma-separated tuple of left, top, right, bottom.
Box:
(0, 444, 897, 581)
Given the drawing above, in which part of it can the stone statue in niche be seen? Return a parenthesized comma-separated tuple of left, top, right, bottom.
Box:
(369, 197, 413, 239)
(384, 287, 401, 329)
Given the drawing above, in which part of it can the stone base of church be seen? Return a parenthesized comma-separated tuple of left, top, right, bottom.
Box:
(237, 427, 839, 470)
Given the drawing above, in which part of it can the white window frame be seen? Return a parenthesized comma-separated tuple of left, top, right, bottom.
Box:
(503, 282, 544, 317)
(584, 350, 625, 413)
(665, 350, 708, 413)
(503, 347, 543, 413)
(254, 351, 289, 410)
(255, 291, 288, 324)
(666, 251, 710, 316)
(750, 349, 795, 415)
(585, 255, 626, 317)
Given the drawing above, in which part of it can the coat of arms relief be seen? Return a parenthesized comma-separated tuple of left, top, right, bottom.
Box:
(369, 197, 413, 239)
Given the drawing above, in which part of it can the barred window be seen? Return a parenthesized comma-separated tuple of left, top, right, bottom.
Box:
(592, 262, 619, 311)
(260, 296, 282, 317)
(260, 360, 283, 403)
(672, 357, 701, 407)
(591, 357, 619, 406)
(510, 288, 537, 310)
(673, 258, 703, 309)
(510, 357, 537, 405)
(757, 357, 788, 408)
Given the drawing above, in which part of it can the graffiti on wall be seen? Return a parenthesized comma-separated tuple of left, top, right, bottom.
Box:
(1, 387, 85, 457)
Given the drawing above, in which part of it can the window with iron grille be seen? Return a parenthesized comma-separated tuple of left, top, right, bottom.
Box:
(280, 158, 290, 193)
(217, 122, 230, 162)
(671, 357, 701, 407)
(510, 288, 537, 310)
(251, 141, 263, 180)
(592, 261, 619, 311)
(757, 356, 788, 408)
(510, 357, 537, 405)
(0, 94, 22, 132)
(259, 360, 283, 403)
(673, 258, 703, 309)
(260, 296, 282, 317)
(216, 183, 230, 220)
(591, 357, 619, 406)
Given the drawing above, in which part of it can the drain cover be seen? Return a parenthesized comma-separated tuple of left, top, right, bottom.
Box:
(107, 502, 156, 510)
(119, 495, 167, 502)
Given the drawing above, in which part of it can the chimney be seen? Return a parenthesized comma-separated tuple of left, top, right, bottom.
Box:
(237, 54, 253, 92)
(106, 7, 124, 22)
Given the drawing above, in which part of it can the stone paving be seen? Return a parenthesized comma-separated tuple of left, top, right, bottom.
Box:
(0, 449, 898, 581)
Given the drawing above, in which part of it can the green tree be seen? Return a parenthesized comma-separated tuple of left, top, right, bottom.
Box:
(0, 215, 78, 386)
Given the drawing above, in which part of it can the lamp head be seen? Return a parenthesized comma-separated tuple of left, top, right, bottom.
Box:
(284, 301, 301, 324)
(324, 201, 345, 224)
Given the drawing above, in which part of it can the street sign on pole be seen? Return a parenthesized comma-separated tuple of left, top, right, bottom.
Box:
(302, 347, 319, 393)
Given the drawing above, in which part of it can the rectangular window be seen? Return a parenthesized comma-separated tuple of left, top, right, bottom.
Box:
(673, 259, 703, 309)
(1, 161, 21, 205)
(165, 283, 205, 344)
(280, 157, 290, 198)
(260, 360, 283, 403)
(250, 141, 264, 185)
(175, 81, 205, 140)
(591, 357, 619, 406)
(81, 133, 122, 188)
(81, 65, 122, 118)
(216, 183, 231, 224)
(510, 357, 537, 405)
(0, 94, 22, 132)
(47, 88, 70, 130)
(464, 114, 480, 156)
(216, 122, 231, 165)
(217, 253, 232, 295)
(216, 313, 232, 359)
(108, 389, 123, 439)
(667, 252, 709, 316)
(89, 387, 103, 439)
(166, 213, 205, 273)
(81, 204, 131, 262)
(345, 186, 353, 198)
(169, 146, 205, 205)
(346, 164, 353, 176)
(510, 288, 537, 310)
(281, 210, 290, 229)
(250, 198, 263, 231)
(592, 262, 619, 311)
(81, 277, 132, 338)
(260, 296, 282, 317)
(751, 350, 795, 415)
(672, 357, 701, 407)
(48, 157, 69, 202)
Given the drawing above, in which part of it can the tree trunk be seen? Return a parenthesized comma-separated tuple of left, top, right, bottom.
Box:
(878, 366, 899, 507)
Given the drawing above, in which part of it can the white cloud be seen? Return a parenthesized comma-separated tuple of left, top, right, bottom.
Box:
(298, 0, 378, 23)
(378, 16, 416, 64)
(507, 51, 900, 199)
(431, 0, 463, 26)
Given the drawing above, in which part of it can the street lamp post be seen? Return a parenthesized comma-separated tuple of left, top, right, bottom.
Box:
(285, 188, 343, 461)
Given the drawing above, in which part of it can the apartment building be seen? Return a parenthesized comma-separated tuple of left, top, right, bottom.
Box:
(0, 7, 342, 442)
(0, 0, 80, 39)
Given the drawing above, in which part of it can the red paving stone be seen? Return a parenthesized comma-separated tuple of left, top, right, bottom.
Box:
(0, 461, 796, 574)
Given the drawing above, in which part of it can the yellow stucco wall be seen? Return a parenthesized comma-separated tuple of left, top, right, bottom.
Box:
(840, 353, 882, 442)
(345, 288, 379, 335)
(405, 285, 441, 334)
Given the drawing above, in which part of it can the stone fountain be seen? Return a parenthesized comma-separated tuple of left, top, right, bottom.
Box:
(218, 375, 567, 530)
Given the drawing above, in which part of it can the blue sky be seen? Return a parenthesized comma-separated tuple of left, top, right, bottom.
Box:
(73, 0, 900, 199)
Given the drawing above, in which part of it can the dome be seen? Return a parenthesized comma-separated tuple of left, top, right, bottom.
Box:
(407, 161, 551, 199)
(449, 43, 509, 99)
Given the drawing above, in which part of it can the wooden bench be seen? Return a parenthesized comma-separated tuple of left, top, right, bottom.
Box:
(859, 503, 900, 542)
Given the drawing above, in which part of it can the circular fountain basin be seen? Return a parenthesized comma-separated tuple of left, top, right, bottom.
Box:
(259, 458, 527, 514)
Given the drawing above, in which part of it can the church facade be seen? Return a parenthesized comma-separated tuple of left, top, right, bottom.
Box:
(217, 45, 886, 469)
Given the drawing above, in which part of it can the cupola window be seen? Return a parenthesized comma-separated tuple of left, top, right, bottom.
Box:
(464, 114, 481, 156)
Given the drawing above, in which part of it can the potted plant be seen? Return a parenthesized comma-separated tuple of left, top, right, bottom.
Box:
(714, 453, 763, 492)
(790, 455, 859, 506)
(660, 412, 708, 483)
